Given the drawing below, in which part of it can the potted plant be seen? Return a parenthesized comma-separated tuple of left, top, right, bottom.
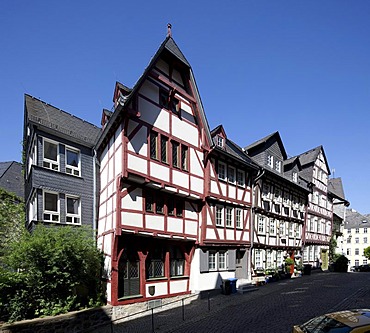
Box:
(285, 257, 294, 277)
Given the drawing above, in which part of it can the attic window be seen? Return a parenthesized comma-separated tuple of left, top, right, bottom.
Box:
(216, 136, 224, 148)
(267, 155, 273, 168)
(292, 172, 298, 182)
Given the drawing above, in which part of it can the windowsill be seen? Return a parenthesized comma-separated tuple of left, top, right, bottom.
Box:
(170, 275, 189, 280)
(147, 277, 167, 282)
(118, 294, 143, 301)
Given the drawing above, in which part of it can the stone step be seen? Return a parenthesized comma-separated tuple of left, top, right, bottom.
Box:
(237, 283, 259, 294)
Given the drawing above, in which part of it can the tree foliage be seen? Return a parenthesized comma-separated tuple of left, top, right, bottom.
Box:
(1, 225, 105, 322)
(364, 246, 370, 260)
(0, 188, 26, 262)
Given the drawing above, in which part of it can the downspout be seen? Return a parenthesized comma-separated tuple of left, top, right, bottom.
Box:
(93, 148, 99, 240)
(250, 167, 265, 278)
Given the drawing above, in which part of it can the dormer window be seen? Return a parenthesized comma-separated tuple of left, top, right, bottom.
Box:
(292, 172, 298, 182)
(275, 160, 281, 172)
(217, 136, 224, 148)
(267, 155, 273, 168)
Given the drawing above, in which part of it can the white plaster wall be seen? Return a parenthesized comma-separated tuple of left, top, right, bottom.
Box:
(181, 102, 193, 116)
(210, 181, 220, 195)
(190, 150, 203, 177)
(228, 186, 236, 200)
(121, 211, 143, 228)
(184, 203, 197, 220)
(219, 183, 227, 197)
(171, 116, 198, 147)
(170, 279, 187, 294)
(185, 220, 197, 236)
(146, 215, 165, 231)
(190, 249, 234, 292)
(167, 217, 183, 233)
(128, 154, 147, 175)
(128, 124, 148, 156)
(190, 175, 203, 195)
(206, 228, 217, 240)
(226, 229, 234, 240)
(150, 162, 170, 182)
(122, 188, 142, 211)
(172, 169, 188, 188)
(146, 282, 168, 297)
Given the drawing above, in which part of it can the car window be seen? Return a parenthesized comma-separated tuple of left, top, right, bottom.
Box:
(300, 316, 352, 333)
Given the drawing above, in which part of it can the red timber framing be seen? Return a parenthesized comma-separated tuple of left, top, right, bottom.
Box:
(95, 36, 215, 306)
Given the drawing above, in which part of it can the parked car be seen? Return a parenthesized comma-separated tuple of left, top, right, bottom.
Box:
(292, 309, 370, 332)
(351, 265, 370, 272)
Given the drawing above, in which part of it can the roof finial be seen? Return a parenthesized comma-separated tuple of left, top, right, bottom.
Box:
(167, 23, 172, 38)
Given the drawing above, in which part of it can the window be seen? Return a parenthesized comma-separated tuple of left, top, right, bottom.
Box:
(355, 237, 359, 244)
(170, 97, 180, 114)
(66, 196, 80, 224)
(176, 200, 184, 217)
(267, 155, 273, 168)
(159, 90, 169, 109)
(364, 228, 368, 233)
(172, 141, 179, 167)
(364, 237, 368, 244)
(150, 131, 159, 160)
(275, 160, 281, 172)
(161, 136, 168, 163)
(145, 192, 183, 217)
(236, 209, 242, 228)
(181, 144, 188, 171)
(355, 228, 360, 233)
(43, 139, 59, 171)
(43, 192, 59, 222)
(363, 259, 368, 265)
(216, 136, 224, 148)
(216, 206, 223, 226)
(226, 207, 233, 227)
(147, 247, 164, 279)
(172, 141, 189, 171)
(347, 237, 351, 244)
(209, 251, 227, 271)
(280, 221, 286, 236)
(218, 251, 226, 270)
(218, 161, 226, 180)
(258, 215, 265, 234)
(269, 219, 276, 235)
(156, 195, 164, 214)
(255, 250, 262, 268)
(347, 249, 351, 255)
(348, 229, 351, 233)
(292, 172, 298, 182)
(289, 222, 294, 237)
(355, 259, 359, 267)
(170, 247, 184, 277)
(237, 170, 245, 187)
(228, 166, 236, 184)
(145, 192, 154, 212)
(355, 248, 359, 255)
(66, 147, 80, 176)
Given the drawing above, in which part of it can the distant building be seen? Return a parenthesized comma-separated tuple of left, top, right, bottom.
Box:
(244, 132, 310, 272)
(328, 177, 350, 257)
(0, 161, 24, 199)
(343, 209, 370, 268)
(23, 94, 101, 230)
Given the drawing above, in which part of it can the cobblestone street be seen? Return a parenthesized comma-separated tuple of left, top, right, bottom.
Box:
(109, 271, 370, 333)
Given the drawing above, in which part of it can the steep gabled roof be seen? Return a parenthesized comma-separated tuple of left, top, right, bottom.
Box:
(25, 94, 101, 147)
(244, 131, 287, 160)
(0, 161, 24, 198)
(96, 35, 212, 150)
(328, 177, 349, 205)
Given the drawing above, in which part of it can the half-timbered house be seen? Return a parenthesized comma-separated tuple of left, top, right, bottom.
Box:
(95, 31, 214, 305)
(192, 125, 258, 290)
(244, 132, 310, 272)
(296, 146, 333, 269)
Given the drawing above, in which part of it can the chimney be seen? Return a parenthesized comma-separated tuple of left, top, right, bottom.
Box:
(167, 23, 172, 38)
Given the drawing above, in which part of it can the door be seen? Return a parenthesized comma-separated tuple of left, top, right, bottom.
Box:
(118, 250, 140, 299)
(235, 249, 247, 280)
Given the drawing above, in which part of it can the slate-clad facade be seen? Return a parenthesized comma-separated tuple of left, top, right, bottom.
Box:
(0, 161, 24, 199)
(23, 94, 101, 230)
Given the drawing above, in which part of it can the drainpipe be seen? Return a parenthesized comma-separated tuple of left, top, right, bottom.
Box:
(93, 149, 98, 240)
(250, 167, 265, 278)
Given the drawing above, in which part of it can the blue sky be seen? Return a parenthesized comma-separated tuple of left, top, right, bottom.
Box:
(1, 1, 369, 213)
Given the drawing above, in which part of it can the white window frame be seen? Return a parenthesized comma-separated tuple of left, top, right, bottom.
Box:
(237, 170, 245, 187)
(218, 161, 226, 181)
(216, 136, 224, 148)
(66, 196, 81, 225)
(275, 160, 281, 172)
(267, 155, 273, 168)
(208, 250, 227, 271)
(216, 206, 223, 226)
(66, 146, 81, 176)
(225, 207, 233, 227)
(258, 215, 265, 234)
(236, 208, 242, 229)
(43, 191, 59, 223)
(43, 138, 59, 171)
(292, 172, 298, 182)
(28, 191, 38, 222)
(228, 166, 236, 184)
(269, 219, 276, 235)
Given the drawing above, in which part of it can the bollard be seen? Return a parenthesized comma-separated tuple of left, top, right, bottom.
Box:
(182, 299, 185, 321)
(151, 308, 155, 333)
(208, 292, 211, 312)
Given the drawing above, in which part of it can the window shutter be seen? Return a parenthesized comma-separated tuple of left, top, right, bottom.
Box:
(228, 249, 236, 271)
(199, 249, 209, 273)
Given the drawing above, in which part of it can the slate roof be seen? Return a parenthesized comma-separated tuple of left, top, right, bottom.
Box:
(0, 161, 24, 198)
(96, 36, 212, 150)
(25, 94, 101, 147)
(328, 177, 347, 202)
(345, 209, 370, 229)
